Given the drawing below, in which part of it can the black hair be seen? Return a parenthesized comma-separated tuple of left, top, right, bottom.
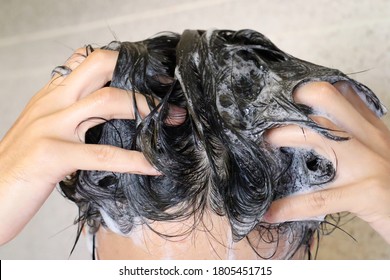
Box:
(59, 29, 386, 259)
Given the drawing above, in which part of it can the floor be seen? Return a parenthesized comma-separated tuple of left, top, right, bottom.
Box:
(0, 0, 389, 259)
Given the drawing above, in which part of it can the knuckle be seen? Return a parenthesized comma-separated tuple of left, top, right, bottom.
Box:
(314, 82, 340, 102)
(91, 88, 116, 106)
(65, 48, 87, 69)
(90, 145, 116, 163)
(88, 49, 114, 64)
(87, 49, 118, 74)
(315, 81, 337, 92)
(294, 81, 339, 105)
(309, 191, 327, 210)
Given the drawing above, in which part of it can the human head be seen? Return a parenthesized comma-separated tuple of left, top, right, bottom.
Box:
(60, 29, 386, 259)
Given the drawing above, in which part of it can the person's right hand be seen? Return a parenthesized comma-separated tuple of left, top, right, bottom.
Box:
(0, 48, 160, 245)
(264, 81, 390, 244)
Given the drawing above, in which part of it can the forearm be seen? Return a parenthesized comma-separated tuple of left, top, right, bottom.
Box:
(0, 177, 55, 245)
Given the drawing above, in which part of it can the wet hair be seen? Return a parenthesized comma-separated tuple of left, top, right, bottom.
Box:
(59, 29, 386, 259)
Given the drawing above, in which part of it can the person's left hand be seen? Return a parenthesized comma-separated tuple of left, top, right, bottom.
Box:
(264, 81, 390, 244)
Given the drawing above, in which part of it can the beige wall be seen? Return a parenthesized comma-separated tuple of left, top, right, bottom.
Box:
(0, 0, 389, 259)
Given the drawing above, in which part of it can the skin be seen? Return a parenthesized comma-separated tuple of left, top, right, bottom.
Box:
(95, 214, 306, 260)
(0, 48, 389, 257)
(264, 81, 390, 245)
(0, 49, 160, 245)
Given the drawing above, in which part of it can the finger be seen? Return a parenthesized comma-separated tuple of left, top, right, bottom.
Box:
(263, 184, 358, 223)
(264, 123, 341, 164)
(59, 141, 161, 175)
(333, 81, 388, 131)
(27, 48, 89, 109)
(293, 81, 377, 144)
(54, 49, 118, 103)
(163, 104, 188, 126)
(57, 87, 153, 141)
(49, 47, 89, 85)
(265, 119, 376, 186)
(66, 87, 151, 122)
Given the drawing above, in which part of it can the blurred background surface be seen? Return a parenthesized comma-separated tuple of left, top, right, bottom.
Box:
(0, 0, 389, 259)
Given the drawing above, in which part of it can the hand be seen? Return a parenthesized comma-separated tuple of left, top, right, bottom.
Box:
(264, 81, 390, 244)
(0, 48, 160, 245)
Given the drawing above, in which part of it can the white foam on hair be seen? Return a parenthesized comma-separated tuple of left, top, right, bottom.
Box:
(99, 208, 122, 235)
(85, 229, 95, 255)
(226, 228, 236, 260)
